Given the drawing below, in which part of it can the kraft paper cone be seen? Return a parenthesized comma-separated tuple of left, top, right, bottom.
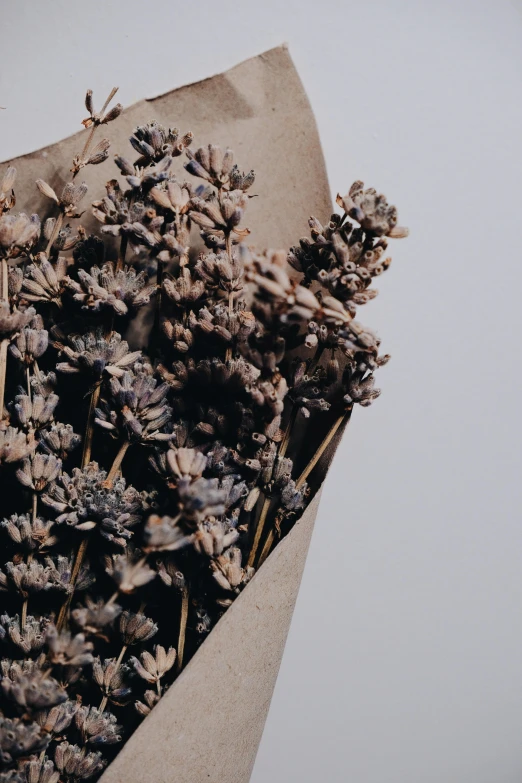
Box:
(3, 45, 343, 783)
(102, 491, 323, 783)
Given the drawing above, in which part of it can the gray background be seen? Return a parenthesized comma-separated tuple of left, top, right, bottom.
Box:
(1, 1, 522, 781)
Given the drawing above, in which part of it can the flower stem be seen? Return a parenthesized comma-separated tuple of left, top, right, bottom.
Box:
(295, 410, 351, 490)
(0, 258, 9, 420)
(247, 494, 271, 569)
(99, 643, 127, 713)
(257, 527, 274, 568)
(307, 344, 325, 376)
(258, 409, 352, 569)
(104, 440, 131, 489)
(225, 290, 234, 363)
(0, 339, 8, 423)
(248, 405, 297, 569)
(175, 585, 189, 675)
(55, 382, 103, 632)
(279, 406, 297, 460)
(81, 382, 101, 468)
(45, 212, 63, 255)
(21, 493, 38, 629)
(115, 234, 127, 272)
(56, 536, 89, 632)
(77, 87, 118, 172)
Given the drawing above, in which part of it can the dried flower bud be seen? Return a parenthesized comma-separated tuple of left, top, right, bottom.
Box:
(95, 370, 173, 444)
(105, 553, 156, 594)
(0, 213, 40, 257)
(336, 182, 408, 238)
(0, 559, 68, 596)
(0, 717, 50, 765)
(0, 613, 49, 654)
(211, 546, 254, 597)
(134, 689, 159, 717)
(72, 598, 122, 637)
(20, 757, 60, 783)
(130, 645, 176, 686)
(195, 250, 244, 294)
(38, 422, 81, 459)
(65, 262, 156, 315)
(1, 668, 67, 712)
(166, 447, 207, 482)
(12, 393, 58, 430)
(54, 741, 105, 780)
(92, 657, 131, 705)
(0, 302, 36, 339)
(143, 514, 193, 553)
(0, 513, 57, 551)
(0, 166, 16, 212)
(21, 255, 68, 306)
(193, 517, 239, 557)
(45, 626, 94, 669)
(41, 461, 143, 548)
(156, 558, 185, 590)
(36, 700, 78, 735)
(10, 320, 49, 365)
(119, 610, 158, 645)
(52, 326, 141, 379)
(16, 453, 62, 492)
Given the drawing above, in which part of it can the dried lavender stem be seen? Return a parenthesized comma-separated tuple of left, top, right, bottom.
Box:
(257, 527, 274, 568)
(225, 232, 232, 261)
(45, 212, 63, 255)
(56, 536, 89, 632)
(21, 493, 38, 629)
(296, 411, 349, 490)
(81, 382, 101, 467)
(307, 344, 325, 376)
(1, 256, 7, 297)
(225, 290, 234, 363)
(247, 495, 271, 568)
(115, 234, 127, 272)
(0, 340, 7, 422)
(153, 260, 164, 341)
(249, 406, 297, 569)
(78, 126, 98, 169)
(259, 409, 352, 568)
(104, 440, 131, 488)
(26, 366, 31, 402)
(279, 406, 298, 459)
(99, 643, 127, 713)
(55, 381, 103, 632)
(254, 409, 297, 568)
(175, 586, 189, 675)
(77, 87, 119, 168)
(0, 258, 8, 419)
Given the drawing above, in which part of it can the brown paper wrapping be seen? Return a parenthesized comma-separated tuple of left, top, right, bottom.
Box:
(3, 46, 345, 783)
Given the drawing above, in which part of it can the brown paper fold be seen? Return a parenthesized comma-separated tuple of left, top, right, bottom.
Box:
(102, 491, 324, 783)
(3, 46, 341, 783)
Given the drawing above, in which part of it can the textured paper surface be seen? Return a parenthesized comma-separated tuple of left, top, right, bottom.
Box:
(4, 46, 340, 783)
(2, 45, 331, 256)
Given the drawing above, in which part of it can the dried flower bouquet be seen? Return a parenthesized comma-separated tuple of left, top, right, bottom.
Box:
(0, 84, 407, 783)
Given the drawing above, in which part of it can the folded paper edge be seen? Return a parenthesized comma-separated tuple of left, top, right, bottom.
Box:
(100, 489, 323, 783)
(143, 43, 291, 103)
(99, 418, 349, 783)
(0, 44, 292, 166)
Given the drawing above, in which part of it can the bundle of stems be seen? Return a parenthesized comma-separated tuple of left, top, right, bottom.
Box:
(0, 87, 407, 782)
